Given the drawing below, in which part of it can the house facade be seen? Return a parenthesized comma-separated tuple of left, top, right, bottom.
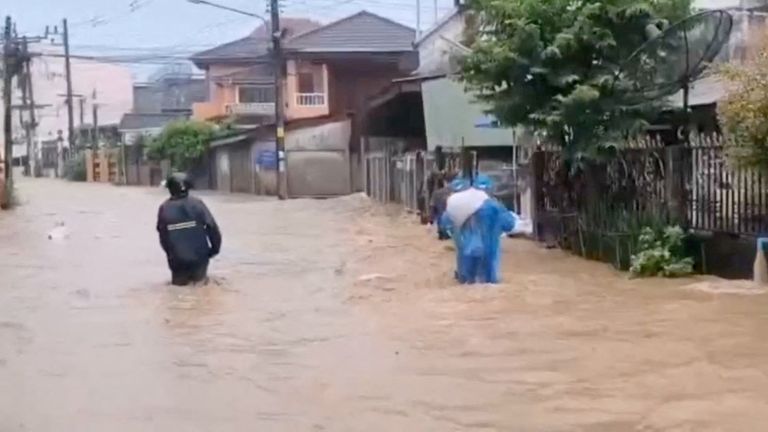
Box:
(192, 11, 417, 197)
(361, 2, 532, 217)
(414, 3, 520, 150)
(190, 18, 320, 125)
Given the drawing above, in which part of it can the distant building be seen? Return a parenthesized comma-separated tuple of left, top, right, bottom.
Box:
(0, 37, 133, 176)
(119, 63, 207, 144)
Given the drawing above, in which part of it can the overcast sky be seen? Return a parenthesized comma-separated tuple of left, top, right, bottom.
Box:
(7, 0, 455, 78)
(5, 0, 742, 80)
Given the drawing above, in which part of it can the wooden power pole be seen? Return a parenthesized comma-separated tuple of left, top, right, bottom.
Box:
(19, 36, 35, 176)
(62, 19, 75, 161)
(2, 16, 14, 184)
(91, 89, 99, 149)
(78, 97, 85, 127)
(270, 0, 286, 199)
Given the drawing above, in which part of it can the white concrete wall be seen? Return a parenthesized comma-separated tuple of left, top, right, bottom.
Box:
(415, 11, 466, 76)
(285, 119, 352, 197)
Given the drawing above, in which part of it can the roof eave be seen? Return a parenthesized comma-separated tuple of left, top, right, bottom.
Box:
(414, 6, 466, 46)
(285, 48, 415, 54)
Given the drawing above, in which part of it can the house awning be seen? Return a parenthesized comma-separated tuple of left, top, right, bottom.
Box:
(209, 127, 264, 148)
(391, 72, 447, 84)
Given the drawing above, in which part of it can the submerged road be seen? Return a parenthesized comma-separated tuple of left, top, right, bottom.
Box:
(2, 179, 768, 431)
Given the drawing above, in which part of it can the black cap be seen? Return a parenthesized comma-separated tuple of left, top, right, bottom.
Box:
(165, 172, 193, 198)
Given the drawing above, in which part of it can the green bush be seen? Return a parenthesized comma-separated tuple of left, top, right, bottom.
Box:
(146, 120, 215, 171)
(63, 153, 87, 182)
(630, 226, 694, 278)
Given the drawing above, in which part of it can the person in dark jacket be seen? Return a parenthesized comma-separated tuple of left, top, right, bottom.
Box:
(156, 173, 222, 286)
(429, 171, 457, 240)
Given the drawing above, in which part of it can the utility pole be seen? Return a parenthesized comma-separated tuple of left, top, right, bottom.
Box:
(62, 19, 75, 163)
(78, 96, 85, 128)
(416, 0, 422, 39)
(270, 0, 286, 199)
(91, 89, 98, 149)
(2, 16, 14, 185)
(25, 38, 38, 177)
(19, 36, 33, 176)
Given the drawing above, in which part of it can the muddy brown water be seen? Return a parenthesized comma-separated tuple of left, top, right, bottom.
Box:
(2, 179, 768, 431)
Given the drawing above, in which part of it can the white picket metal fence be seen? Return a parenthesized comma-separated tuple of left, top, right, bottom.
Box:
(363, 143, 533, 220)
(364, 150, 428, 212)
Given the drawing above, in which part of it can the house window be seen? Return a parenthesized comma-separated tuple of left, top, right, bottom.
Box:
(298, 72, 317, 93)
(237, 86, 274, 103)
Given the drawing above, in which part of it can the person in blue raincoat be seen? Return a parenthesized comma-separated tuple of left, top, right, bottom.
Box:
(439, 174, 515, 284)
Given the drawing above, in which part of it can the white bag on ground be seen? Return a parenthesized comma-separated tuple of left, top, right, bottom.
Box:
(445, 188, 489, 228)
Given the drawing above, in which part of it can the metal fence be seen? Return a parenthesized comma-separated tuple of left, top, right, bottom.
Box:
(364, 144, 535, 222)
(531, 133, 768, 272)
(686, 135, 768, 235)
(364, 146, 463, 212)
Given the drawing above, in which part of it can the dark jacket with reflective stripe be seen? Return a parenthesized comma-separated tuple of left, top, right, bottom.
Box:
(156, 195, 222, 270)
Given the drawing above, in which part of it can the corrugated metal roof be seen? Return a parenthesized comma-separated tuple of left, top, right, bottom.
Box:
(284, 11, 416, 53)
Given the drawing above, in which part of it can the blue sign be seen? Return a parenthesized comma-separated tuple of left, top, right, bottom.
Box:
(474, 114, 501, 129)
(256, 150, 277, 170)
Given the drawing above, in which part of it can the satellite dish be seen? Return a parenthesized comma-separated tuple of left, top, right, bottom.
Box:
(615, 9, 733, 137)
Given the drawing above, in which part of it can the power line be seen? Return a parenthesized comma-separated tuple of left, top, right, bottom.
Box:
(35, 52, 197, 65)
(285, 0, 452, 11)
(69, 0, 156, 29)
(69, 44, 212, 52)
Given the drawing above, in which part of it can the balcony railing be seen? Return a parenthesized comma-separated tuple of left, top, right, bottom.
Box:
(225, 102, 275, 116)
(296, 93, 326, 107)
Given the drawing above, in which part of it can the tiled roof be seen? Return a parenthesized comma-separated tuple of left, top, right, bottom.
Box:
(284, 11, 416, 52)
(191, 18, 321, 65)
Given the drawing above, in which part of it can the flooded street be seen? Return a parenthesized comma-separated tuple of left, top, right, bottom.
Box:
(2, 179, 768, 431)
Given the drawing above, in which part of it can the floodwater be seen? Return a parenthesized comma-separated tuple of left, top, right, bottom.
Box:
(2, 179, 768, 431)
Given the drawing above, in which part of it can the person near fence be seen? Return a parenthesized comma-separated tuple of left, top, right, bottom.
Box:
(157, 173, 222, 286)
(430, 171, 457, 240)
(440, 174, 515, 284)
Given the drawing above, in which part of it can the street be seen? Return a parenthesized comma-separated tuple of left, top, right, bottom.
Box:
(2, 179, 768, 431)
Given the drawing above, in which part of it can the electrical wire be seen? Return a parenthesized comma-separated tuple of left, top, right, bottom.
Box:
(69, 0, 156, 29)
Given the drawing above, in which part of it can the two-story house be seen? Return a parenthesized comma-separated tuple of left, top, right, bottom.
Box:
(191, 11, 417, 197)
(190, 18, 320, 125)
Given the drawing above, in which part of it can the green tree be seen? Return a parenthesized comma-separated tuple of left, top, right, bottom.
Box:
(718, 38, 768, 172)
(461, 0, 691, 161)
(147, 120, 215, 171)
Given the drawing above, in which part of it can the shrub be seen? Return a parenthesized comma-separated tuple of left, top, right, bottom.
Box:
(63, 153, 87, 182)
(719, 36, 768, 173)
(630, 225, 694, 278)
(146, 120, 214, 171)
